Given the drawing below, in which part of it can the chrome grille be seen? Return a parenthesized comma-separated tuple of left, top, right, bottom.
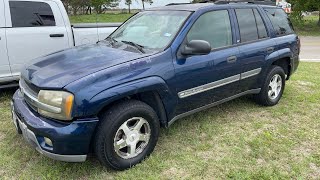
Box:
(19, 79, 38, 111)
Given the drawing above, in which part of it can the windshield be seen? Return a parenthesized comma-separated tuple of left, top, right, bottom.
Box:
(109, 11, 191, 50)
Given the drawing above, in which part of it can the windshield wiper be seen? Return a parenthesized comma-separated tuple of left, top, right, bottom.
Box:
(102, 36, 118, 45)
(121, 40, 145, 54)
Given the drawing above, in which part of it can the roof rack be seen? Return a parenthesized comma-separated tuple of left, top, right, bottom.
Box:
(166, 3, 193, 6)
(166, 0, 276, 6)
(214, 0, 276, 5)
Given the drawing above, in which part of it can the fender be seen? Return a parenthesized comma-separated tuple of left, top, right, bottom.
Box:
(257, 48, 293, 85)
(83, 76, 176, 118)
(276, 48, 293, 61)
(255, 49, 279, 87)
(264, 48, 292, 74)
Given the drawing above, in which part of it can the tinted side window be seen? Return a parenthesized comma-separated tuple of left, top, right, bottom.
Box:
(235, 9, 259, 43)
(253, 9, 268, 39)
(9, 1, 55, 27)
(187, 10, 232, 49)
(264, 8, 293, 36)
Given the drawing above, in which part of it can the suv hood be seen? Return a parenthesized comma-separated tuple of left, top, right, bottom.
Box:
(21, 44, 147, 89)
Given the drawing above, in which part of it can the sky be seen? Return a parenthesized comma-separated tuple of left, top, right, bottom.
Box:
(118, 0, 192, 9)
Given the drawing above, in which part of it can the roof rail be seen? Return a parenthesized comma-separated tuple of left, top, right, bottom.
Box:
(166, 0, 276, 6)
(214, 0, 276, 5)
(166, 3, 193, 6)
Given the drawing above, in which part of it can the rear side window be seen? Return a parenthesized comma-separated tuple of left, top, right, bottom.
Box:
(9, 1, 55, 27)
(253, 9, 268, 39)
(264, 8, 294, 36)
(187, 10, 232, 49)
(235, 9, 268, 43)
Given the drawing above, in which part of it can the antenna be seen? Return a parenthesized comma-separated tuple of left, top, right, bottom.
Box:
(96, 12, 99, 43)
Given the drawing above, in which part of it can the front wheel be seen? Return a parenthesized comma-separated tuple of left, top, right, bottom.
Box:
(254, 66, 286, 106)
(94, 100, 160, 170)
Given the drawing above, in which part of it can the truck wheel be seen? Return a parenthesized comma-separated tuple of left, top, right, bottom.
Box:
(254, 66, 286, 106)
(94, 100, 160, 170)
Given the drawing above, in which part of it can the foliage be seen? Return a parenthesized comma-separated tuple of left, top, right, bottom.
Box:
(288, 0, 320, 26)
(61, 0, 155, 14)
(91, 0, 119, 14)
(125, 0, 132, 13)
(291, 15, 320, 36)
(140, 0, 153, 10)
(62, 0, 124, 14)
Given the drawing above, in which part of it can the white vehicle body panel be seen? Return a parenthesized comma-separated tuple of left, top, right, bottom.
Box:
(72, 23, 119, 46)
(5, 0, 70, 77)
(0, 0, 120, 85)
(0, 0, 12, 81)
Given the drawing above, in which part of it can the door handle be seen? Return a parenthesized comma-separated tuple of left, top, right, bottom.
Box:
(227, 56, 237, 63)
(50, 34, 64, 38)
(267, 47, 274, 53)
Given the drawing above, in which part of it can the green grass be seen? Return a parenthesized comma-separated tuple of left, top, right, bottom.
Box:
(69, 13, 134, 24)
(1, 62, 320, 179)
(292, 15, 320, 36)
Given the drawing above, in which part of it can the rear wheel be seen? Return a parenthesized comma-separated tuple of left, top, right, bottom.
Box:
(94, 100, 160, 170)
(254, 66, 286, 106)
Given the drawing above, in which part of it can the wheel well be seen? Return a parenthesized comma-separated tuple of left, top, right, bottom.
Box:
(98, 91, 168, 128)
(272, 58, 291, 79)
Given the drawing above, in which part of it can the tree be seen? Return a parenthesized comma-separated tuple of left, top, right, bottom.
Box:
(140, 0, 153, 10)
(125, 0, 132, 13)
(288, 0, 320, 26)
(90, 0, 120, 14)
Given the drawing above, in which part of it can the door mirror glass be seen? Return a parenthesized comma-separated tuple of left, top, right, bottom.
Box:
(181, 40, 211, 56)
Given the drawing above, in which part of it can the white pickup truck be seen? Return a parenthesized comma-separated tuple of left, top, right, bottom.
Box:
(0, 0, 121, 87)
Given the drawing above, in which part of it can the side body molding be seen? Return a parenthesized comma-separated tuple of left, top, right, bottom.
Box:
(86, 76, 175, 117)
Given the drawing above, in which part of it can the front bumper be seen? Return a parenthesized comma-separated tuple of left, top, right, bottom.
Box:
(12, 90, 99, 162)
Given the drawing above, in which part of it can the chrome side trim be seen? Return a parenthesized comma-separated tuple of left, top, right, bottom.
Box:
(177, 68, 262, 99)
(178, 74, 240, 98)
(19, 81, 61, 114)
(241, 68, 262, 80)
(169, 89, 261, 126)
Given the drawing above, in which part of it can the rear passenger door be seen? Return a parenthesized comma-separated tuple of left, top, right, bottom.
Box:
(234, 8, 277, 93)
(5, 0, 70, 77)
(173, 10, 240, 115)
(0, 0, 12, 81)
(264, 8, 299, 72)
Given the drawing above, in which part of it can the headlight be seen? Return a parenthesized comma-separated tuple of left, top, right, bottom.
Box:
(38, 90, 74, 121)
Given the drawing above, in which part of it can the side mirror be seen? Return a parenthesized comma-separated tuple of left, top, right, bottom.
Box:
(181, 40, 211, 56)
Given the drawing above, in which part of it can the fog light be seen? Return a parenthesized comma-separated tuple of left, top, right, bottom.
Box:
(44, 137, 53, 147)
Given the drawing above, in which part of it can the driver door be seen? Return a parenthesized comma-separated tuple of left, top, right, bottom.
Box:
(172, 10, 241, 116)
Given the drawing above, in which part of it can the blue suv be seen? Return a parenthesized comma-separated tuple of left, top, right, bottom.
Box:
(12, 2, 300, 170)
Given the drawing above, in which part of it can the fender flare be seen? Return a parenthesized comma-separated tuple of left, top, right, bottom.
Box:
(257, 48, 292, 87)
(86, 76, 174, 117)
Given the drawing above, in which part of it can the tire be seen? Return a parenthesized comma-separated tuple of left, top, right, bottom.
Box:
(254, 65, 286, 106)
(94, 100, 160, 170)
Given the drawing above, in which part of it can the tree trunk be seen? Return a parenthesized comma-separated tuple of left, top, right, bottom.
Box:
(142, 1, 145, 10)
(318, 8, 320, 26)
(96, 6, 102, 14)
(128, 4, 131, 14)
(72, 7, 77, 15)
(86, 6, 90, 15)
